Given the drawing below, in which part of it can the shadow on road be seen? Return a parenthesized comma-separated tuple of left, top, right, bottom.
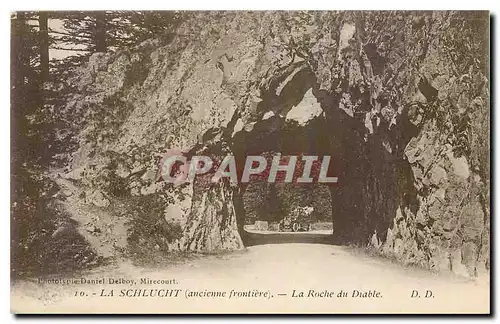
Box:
(243, 230, 336, 246)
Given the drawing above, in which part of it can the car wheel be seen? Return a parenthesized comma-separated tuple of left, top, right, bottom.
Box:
(292, 222, 299, 232)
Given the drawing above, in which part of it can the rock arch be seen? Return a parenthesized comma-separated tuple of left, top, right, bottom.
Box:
(180, 63, 417, 251)
(66, 12, 489, 275)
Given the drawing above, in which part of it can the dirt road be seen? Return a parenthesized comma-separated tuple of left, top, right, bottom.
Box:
(11, 243, 489, 314)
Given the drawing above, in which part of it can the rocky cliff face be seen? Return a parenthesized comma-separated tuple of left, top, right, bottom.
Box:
(57, 11, 489, 276)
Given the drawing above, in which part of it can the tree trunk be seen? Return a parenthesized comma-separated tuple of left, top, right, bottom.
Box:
(11, 12, 27, 109)
(38, 12, 49, 85)
(94, 12, 106, 52)
(11, 12, 29, 155)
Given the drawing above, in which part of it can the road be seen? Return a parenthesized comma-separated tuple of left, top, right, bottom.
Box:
(243, 229, 334, 245)
(11, 240, 489, 314)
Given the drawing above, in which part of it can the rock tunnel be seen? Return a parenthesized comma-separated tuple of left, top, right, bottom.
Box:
(55, 12, 489, 275)
(180, 63, 419, 252)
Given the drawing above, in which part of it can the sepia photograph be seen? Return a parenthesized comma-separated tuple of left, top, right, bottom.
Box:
(9, 10, 490, 314)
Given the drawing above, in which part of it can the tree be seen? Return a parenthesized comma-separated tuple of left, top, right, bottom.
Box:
(11, 11, 43, 164)
(93, 11, 107, 52)
(257, 184, 285, 223)
(10, 10, 189, 275)
(38, 12, 49, 85)
(49, 11, 185, 54)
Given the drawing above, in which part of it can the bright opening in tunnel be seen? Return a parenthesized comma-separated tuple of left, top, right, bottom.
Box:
(224, 65, 416, 248)
(241, 179, 335, 246)
(183, 64, 417, 252)
(229, 71, 355, 246)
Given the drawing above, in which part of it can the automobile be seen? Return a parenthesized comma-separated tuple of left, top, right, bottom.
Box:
(278, 206, 314, 232)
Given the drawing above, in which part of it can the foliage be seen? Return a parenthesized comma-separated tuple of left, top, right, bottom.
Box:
(11, 11, 186, 276)
(11, 169, 102, 278)
(243, 181, 332, 224)
(50, 11, 184, 52)
(124, 194, 183, 257)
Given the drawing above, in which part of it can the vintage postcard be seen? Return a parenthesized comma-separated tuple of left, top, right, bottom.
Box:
(10, 10, 490, 314)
